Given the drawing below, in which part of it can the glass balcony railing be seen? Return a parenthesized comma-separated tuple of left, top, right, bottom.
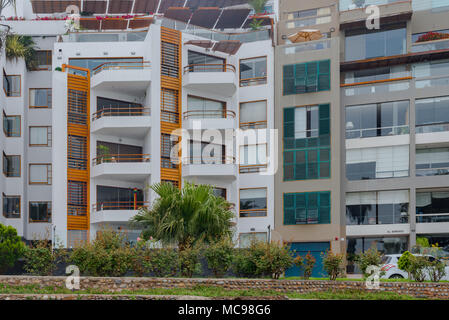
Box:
(412, 38, 449, 53)
(183, 63, 236, 73)
(416, 167, 449, 176)
(93, 201, 149, 211)
(416, 123, 449, 134)
(416, 213, 449, 223)
(412, 0, 449, 11)
(346, 125, 409, 139)
(343, 79, 411, 96)
(92, 106, 150, 121)
(92, 61, 151, 75)
(339, 0, 407, 11)
(92, 154, 150, 166)
(415, 75, 449, 89)
(284, 39, 332, 55)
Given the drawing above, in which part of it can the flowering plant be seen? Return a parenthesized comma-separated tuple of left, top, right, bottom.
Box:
(416, 31, 449, 43)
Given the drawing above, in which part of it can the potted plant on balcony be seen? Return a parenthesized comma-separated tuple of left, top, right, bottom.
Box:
(249, 0, 268, 30)
(97, 145, 112, 164)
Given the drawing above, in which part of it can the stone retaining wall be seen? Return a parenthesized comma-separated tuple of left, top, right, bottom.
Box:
(0, 276, 448, 299)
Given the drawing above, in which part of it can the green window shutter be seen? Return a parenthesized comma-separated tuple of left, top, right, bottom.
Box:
(283, 65, 295, 95)
(306, 62, 318, 92)
(284, 151, 294, 180)
(295, 150, 306, 180)
(284, 193, 296, 225)
(283, 108, 294, 138)
(295, 193, 307, 224)
(307, 150, 318, 179)
(318, 60, 330, 91)
(294, 63, 306, 94)
(318, 192, 331, 224)
(319, 104, 330, 138)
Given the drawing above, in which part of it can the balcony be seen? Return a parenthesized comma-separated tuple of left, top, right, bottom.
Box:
(91, 201, 149, 224)
(339, 0, 412, 29)
(342, 78, 411, 97)
(182, 64, 237, 97)
(91, 61, 151, 94)
(91, 106, 151, 139)
(183, 110, 236, 130)
(91, 154, 151, 181)
(182, 156, 237, 179)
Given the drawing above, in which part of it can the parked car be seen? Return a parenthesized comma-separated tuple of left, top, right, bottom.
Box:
(380, 254, 449, 280)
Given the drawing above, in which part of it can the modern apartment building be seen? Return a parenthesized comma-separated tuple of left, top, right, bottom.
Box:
(0, 0, 276, 248)
(276, 0, 449, 275)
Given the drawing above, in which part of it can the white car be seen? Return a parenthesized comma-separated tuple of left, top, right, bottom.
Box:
(380, 254, 449, 280)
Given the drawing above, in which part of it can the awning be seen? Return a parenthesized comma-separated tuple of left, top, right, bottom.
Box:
(165, 7, 192, 23)
(185, 40, 214, 49)
(189, 7, 221, 28)
(288, 29, 323, 43)
(212, 40, 242, 55)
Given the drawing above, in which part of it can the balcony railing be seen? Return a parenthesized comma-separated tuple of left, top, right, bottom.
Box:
(342, 77, 411, 96)
(183, 156, 235, 165)
(240, 76, 267, 87)
(346, 125, 409, 139)
(416, 167, 449, 176)
(92, 107, 150, 121)
(412, 38, 449, 53)
(93, 201, 149, 211)
(339, 0, 407, 11)
(239, 164, 268, 174)
(183, 64, 236, 74)
(415, 75, 449, 89)
(240, 120, 267, 130)
(92, 61, 151, 75)
(183, 110, 236, 120)
(416, 123, 449, 134)
(239, 208, 267, 217)
(92, 154, 150, 166)
(416, 213, 449, 223)
(284, 39, 332, 55)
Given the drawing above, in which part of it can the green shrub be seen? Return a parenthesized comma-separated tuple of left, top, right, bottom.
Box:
(256, 242, 294, 279)
(23, 239, 67, 276)
(147, 248, 179, 277)
(409, 255, 430, 282)
(178, 242, 202, 278)
(129, 242, 152, 277)
(426, 259, 446, 282)
(69, 230, 132, 277)
(356, 247, 384, 278)
(232, 241, 267, 277)
(322, 250, 345, 280)
(398, 251, 413, 275)
(204, 237, 234, 277)
(0, 224, 25, 273)
(303, 252, 316, 279)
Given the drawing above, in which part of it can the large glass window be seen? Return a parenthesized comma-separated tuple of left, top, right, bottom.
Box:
(29, 202, 51, 223)
(240, 100, 267, 129)
(188, 140, 225, 164)
(2, 195, 20, 218)
(3, 71, 20, 97)
(285, 6, 332, 29)
(68, 180, 87, 216)
(346, 145, 409, 180)
(284, 191, 331, 225)
(416, 96, 449, 133)
(96, 141, 143, 164)
(239, 188, 267, 217)
(413, 60, 449, 88)
(29, 88, 52, 108)
(345, 101, 409, 139)
(29, 126, 51, 147)
(96, 185, 144, 211)
(34, 51, 52, 71)
(239, 144, 267, 173)
(416, 191, 449, 223)
(3, 153, 20, 177)
(283, 60, 330, 95)
(187, 51, 225, 72)
(186, 96, 226, 119)
(345, 23, 406, 61)
(240, 57, 267, 87)
(284, 104, 330, 180)
(161, 133, 178, 169)
(29, 164, 52, 185)
(3, 113, 20, 137)
(96, 96, 143, 117)
(416, 148, 449, 176)
(346, 190, 409, 225)
(344, 65, 410, 85)
(68, 135, 87, 170)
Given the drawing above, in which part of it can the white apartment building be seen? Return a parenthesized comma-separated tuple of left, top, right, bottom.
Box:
(0, 0, 276, 248)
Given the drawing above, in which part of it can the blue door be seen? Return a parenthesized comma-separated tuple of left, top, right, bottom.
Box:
(285, 242, 330, 278)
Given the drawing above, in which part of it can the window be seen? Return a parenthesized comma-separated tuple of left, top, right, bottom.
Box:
(416, 148, 449, 176)
(416, 191, 449, 223)
(3, 113, 20, 137)
(68, 89, 87, 125)
(29, 164, 52, 185)
(284, 191, 330, 225)
(187, 51, 225, 72)
(416, 96, 449, 133)
(187, 96, 226, 119)
(2, 195, 20, 218)
(345, 101, 409, 139)
(413, 60, 449, 88)
(3, 71, 20, 97)
(239, 144, 267, 173)
(345, 23, 406, 61)
(161, 88, 179, 123)
(240, 188, 267, 217)
(283, 60, 330, 95)
(240, 100, 267, 129)
(69, 57, 142, 72)
(68, 180, 87, 216)
(68, 135, 87, 170)
(29, 88, 52, 108)
(34, 51, 52, 70)
(344, 66, 410, 85)
(346, 145, 409, 180)
(29, 126, 52, 146)
(239, 232, 267, 248)
(29, 202, 51, 223)
(283, 104, 330, 180)
(161, 41, 179, 78)
(346, 190, 409, 225)
(96, 96, 144, 117)
(96, 185, 144, 210)
(3, 153, 20, 177)
(240, 57, 267, 87)
(188, 140, 226, 164)
(212, 187, 226, 199)
(285, 6, 332, 29)
(95, 141, 143, 164)
(161, 133, 178, 169)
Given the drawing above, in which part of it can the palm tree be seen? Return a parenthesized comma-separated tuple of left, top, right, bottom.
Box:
(130, 182, 235, 250)
(0, 0, 16, 17)
(5, 34, 37, 70)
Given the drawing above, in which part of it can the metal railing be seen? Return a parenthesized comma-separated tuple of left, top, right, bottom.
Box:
(416, 123, 449, 134)
(93, 201, 149, 211)
(92, 154, 150, 166)
(92, 107, 150, 121)
(183, 63, 236, 74)
(346, 125, 409, 139)
(183, 110, 236, 120)
(183, 156, 235, 165)
(240, 120, 267, 130)
(416, 167, 449, 176)
(239, 164, 268, 174)
(239, 208, 267, 217)
(416, 213, 449, 223)
(240, 76, 267, 87)
(92, 61, 151, 75)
